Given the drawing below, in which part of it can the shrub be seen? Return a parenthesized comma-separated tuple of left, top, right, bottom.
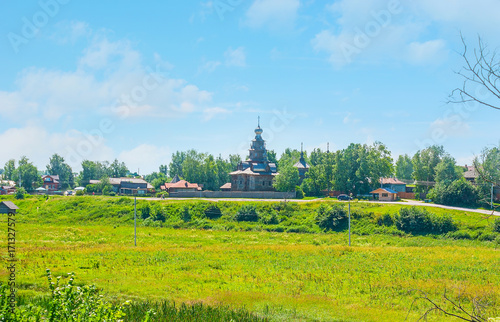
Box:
(181, 205, 191, 222)
(15, 187, 26, 200)
(396, 207, 457, 235)
(430, 178, 479, 207)
(0, 269, 127, 321)
(75, 190, 84, 196)
(140, 203, 151, 219)
(377, 213, 394, 226)
(259, 210, 279, 225)
(156, 191, 168, 198)
(235, 204, 259, 222)
(315, 204, 348, 231)
(493, 218, 500, 233)
(295, 185, 304, 199)
(204, 204, 222, 219)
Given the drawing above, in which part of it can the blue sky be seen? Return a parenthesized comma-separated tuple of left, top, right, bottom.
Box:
(1, 0, 500, 174)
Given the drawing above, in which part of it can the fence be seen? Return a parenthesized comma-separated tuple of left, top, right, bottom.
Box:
(169, 191, 296, 199)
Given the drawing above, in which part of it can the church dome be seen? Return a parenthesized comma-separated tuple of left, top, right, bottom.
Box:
(255, 125, 263, 136)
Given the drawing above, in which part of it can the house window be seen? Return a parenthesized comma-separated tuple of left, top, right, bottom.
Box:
(382, 193, 388, 197)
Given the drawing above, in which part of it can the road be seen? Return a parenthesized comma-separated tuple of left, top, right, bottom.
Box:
(141, 196, 500, 217)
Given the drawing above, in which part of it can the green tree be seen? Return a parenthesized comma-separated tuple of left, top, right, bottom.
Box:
(109, 159, 128, 178)
(46, 154, 74, 189)
(434, 156, 461, 186)
(301, 165, 325, 196)
(474, 146, 500, 204)
(169, 151, 186, 178)
(278, 148, 301, 169)
(273, 164, 299, 192)
(159, 164, 168, 176)
(267, 150, 278, 165)
(412, 145, 445, 194)
(16, 156, 41, 190)
(395, 154, 413, 180)
(228, 154, 241, 171)
(3, 159, 16, 180)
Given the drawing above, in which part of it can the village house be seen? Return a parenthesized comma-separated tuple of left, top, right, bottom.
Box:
(0, 180, 16, 195)
(370, 188, 398, 201)
(42, 175, 61, 192)
(161, 175, 202, 193)
(380, 177, 407, 193)
(90, 177, 154, 195)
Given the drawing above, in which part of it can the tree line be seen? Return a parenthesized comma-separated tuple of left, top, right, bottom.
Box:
(1, 143, 499, 207)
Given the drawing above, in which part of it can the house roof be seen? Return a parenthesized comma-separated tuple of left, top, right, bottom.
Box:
(464, 168, 479, 179)
(380, 178, 406, 185)
(43, 175, 60, 183)
(164, 180, 202, 190)
(370, 188, 397, 194)
(230, 167, 278, 176)
(220, 183, 231, 190)
(91, 178, 153, 189)
(0, 201, 19, 210)
(293, 160, 310, 169)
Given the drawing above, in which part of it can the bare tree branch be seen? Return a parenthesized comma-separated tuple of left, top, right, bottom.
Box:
(449, 33, 500, 110)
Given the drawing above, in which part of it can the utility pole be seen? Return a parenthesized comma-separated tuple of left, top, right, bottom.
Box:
(134, 193, 137, 246)
(348, 193, 352, 246)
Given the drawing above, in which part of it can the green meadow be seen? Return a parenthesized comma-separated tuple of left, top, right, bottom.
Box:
(1, 195, 499, 321)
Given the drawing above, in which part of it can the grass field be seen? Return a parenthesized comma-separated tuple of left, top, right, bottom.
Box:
(1, 195, 499, 321)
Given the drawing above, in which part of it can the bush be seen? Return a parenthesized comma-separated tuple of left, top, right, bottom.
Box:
(181, 205, 191, 222)
(493, 218, 500, 233)
(315, 204, 348, 231)
(259, 210, 279, 225)
(75, 190, 84, 196)
(396, 207, 457, 235)
(204, 204, 222, 219)
(156, 191, 168, 198)
(295, 185, 304, 199)
(235, 204, 259, 222)
(376, 213, 394, 226)
(0, 269, 127, 321)
(429, 178, 479, 207)
(140, 203, 151, 219)
(15, 187, 26, 200)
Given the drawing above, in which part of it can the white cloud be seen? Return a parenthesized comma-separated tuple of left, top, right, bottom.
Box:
(406, 40, 448, 65)
(0, 35, 213, 122)
(199, 60, 221, 73)
(245, 0, 300, 30)
(202, 107, 231, 121)
(225, 47, 246, 67)
(118, 144, 170, 174)
(0, 125, 114, 172)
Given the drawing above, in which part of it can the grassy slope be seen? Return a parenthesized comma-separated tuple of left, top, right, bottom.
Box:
(1, 195, 499, 321)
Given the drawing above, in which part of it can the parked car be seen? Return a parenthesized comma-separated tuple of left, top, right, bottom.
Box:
(337, 194, 353, 201)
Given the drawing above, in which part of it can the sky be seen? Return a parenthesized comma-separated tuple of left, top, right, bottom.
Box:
(1, 0, 500, 175)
